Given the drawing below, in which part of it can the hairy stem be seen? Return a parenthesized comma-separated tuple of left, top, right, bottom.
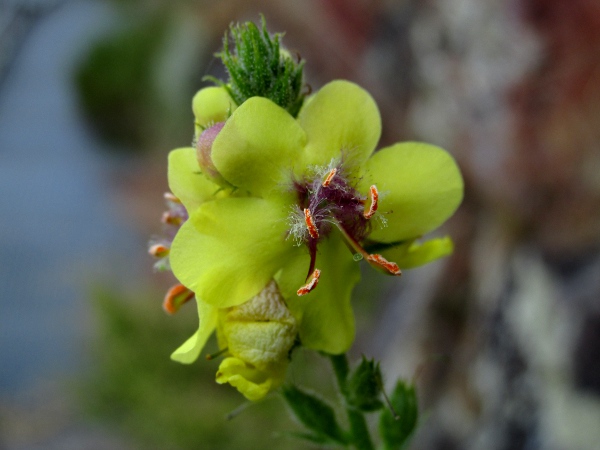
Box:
(328, 353, 374, 450)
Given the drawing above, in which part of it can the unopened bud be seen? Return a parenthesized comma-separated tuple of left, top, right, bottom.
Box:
(196, 122, 232, 188)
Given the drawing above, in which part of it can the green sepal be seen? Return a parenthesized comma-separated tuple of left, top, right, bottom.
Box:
(281, 384, 348, 445)
(379, 380, 419, 450)
(215, 16, 306, 116)
(347, 357, 384, 412)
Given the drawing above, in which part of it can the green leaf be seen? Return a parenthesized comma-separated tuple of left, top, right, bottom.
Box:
(379, 380, 419, 450)
(283, 431, 338, 446)
(281, 385, 348, 445)
(347, 357, 384, 412)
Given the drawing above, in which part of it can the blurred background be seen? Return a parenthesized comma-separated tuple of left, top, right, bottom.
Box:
(1, 0, 599, 448)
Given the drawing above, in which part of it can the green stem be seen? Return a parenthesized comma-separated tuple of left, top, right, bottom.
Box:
(347, 409, 374, 450)
(328, 353, 374, 450)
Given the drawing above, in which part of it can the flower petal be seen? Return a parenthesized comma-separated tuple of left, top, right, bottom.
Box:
(170, 297, 218, 364)
(360, 142, 463, 242)
(168, 147, 221, 213)
(381, 236, 454, 269)
(192, 86, 236, 132)
(216, 357, 279, 401)
(170, 197, 292, 308)
(211, 97, 306, 197)
(276, 233, 359, 354)
(298, 80, 381, 173)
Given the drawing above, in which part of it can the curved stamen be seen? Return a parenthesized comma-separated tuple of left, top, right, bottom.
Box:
(367, 254, 401, 276)
(162, 211, 183, 226)
(297, 268, 321, 296)
(163, 284, 194, 314)
(304, 208, 320, 239)
(333, 219, 401, 276)
(206, 347, 229, 361)
(164, 192, 181, 203)
(322, 168, 337, 187)
(363, 185, 379, 219)
(148, 243, 169, 258)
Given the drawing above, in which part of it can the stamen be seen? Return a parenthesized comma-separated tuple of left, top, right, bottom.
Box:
(148, 244, 169, 258)
(163, 284, 194, 314)
(162, 211, 183, 226)
(304, 208, 319, 239)
(363, 185, 379, 219)
(322, 168, 337, 187)
(367, 254, 402, 276)
(206, 347, 229, 361)
(164, 192, 181, 203)
(297, 268, 321, 296)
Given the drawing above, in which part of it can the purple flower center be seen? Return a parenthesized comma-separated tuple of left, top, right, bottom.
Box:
(288, 162, 400, 296)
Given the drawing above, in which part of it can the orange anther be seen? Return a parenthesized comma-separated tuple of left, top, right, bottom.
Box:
(363, 185, 379, 219)
(322, 168, 337, 187)
(164, 192, 181, 203)
(297, 269, 321, 296)
(304, 208, 319, 239)
(367, 254, 401, 276)
(162, 211, 183, 226)
(163, 284, 194, 314)
(148, 244, 170, 258)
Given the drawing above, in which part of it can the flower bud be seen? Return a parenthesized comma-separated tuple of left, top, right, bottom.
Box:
(192, 86, 235, 134)
(196, 122, 232, 188)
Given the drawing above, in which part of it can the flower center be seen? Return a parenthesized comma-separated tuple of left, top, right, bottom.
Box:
(288, 162, 401, 296)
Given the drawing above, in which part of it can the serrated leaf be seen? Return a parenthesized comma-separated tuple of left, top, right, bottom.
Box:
(379, 380, 418, 450)
(282, 385, 348, 445)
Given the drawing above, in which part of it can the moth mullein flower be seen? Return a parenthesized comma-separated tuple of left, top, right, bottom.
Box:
(169, 80, 464, 356)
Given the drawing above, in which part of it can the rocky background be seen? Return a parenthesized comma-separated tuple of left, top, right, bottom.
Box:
(1, 0, 599, 448)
